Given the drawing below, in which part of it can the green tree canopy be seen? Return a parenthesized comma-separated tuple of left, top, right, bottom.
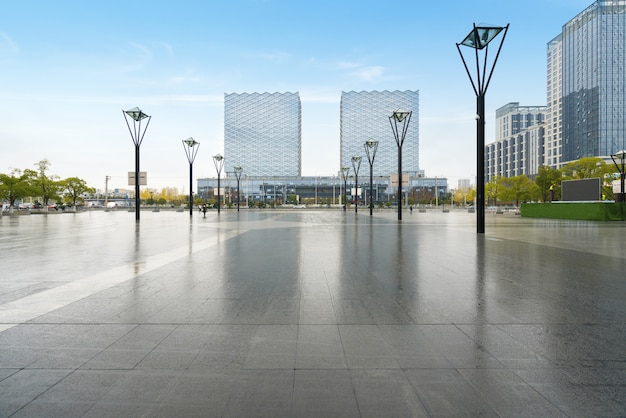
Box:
(501, 175, 539, 206)
(60, 177, 95, 206)
(535, 165, 563, 202)
(0, 169, 37, 207)
(561, 157, 608, 179)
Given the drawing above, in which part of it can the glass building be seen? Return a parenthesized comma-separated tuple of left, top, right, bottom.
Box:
(560, 0, 626, 162)
(224, 92, 302, 177)
(340, 90, 420, 178)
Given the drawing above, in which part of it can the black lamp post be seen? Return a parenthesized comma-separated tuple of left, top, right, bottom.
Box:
(213, 154, 224, 214)
(342, 166, 350, 210)
(389, 109, 412, 221)
(457, 23, 509, 233)
(182, 137, 200, 216)
(351, 156, 362, 213)
(123, 107, 151, 222)
(364, 139, 379, 216)
(233, 166, 243, 211)
(611, 150, 626, 202)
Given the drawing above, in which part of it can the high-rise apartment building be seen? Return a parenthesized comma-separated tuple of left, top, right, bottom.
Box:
(486, 102, 546, 180)
(224, 92, 302, 177)
(546, 34, 563, 167)
(340, 90, 420, 178)
(556, 1, 626, 163)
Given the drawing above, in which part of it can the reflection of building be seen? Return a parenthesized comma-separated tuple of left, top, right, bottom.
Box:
(340, 90, 420, 178)
(553, 1, 626, 163)
(224, 92, 302, 177)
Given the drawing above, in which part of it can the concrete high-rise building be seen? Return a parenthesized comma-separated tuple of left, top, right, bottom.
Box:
(224, 92, 302, 177)
(556, 1, 626, 163)
(486, 102, 546, 180)
(340, 90, 420, 178)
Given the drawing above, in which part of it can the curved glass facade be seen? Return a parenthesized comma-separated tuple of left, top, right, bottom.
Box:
(224, 92, 302, 177)
(340, 90, 420, 178)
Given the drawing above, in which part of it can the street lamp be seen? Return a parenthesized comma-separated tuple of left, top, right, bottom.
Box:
(182, 137, 200, 216)
(342, 166, 350, 211)
(364, 139, 379, 216)
(233, 166, 243, 211)
(351, 156, 362, 213)
(611, 150, 626, 202)
(457, 23, 509, 233)
(123, 107, 151, 222)
(389, 109, 412, 221)
(213, 154, 224, 214)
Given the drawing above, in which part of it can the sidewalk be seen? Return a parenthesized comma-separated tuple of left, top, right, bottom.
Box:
(0, 210, 625, 416)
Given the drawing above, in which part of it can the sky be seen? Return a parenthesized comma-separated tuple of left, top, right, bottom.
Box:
(0, 0, 593, 192)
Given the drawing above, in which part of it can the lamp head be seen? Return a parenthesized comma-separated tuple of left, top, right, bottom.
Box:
(213, 154, 224, 162)
(124, 107, 149, 121)
(391, 109, 411, 122)
(459, 24, 505, 50)
(183, 137, 199, 147)
(365, 139, 378, 148)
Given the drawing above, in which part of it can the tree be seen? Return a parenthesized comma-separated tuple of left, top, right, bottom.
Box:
(535, 165, 562, 202)
(485, 176, 505, 207)
(0, 169, 37, 207)
(60, 177, 95, 207)
(30, 159, 62, 206)
(501, 175, 539, 207)
(561, 157, 608, 179)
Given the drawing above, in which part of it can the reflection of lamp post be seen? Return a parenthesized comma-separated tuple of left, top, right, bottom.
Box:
(457, 23, 509, 233)
(182, 137, 200, 216)
(611, 150, 626, 202)
(123, 107, 151, 222)
(233, 166, 243, 211)
(342, 166, 350, 210)
(389, 109, 412, 221)
(364, 139, 379, 216)
(213, 154, 224, 214)
(351, 156, 362, 213)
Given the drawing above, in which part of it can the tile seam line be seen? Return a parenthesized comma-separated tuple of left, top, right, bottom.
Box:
(0, 229, 247, 332)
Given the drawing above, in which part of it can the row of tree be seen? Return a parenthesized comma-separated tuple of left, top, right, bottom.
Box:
(452, 157, 621, 207)
(0, 160, 95, 208)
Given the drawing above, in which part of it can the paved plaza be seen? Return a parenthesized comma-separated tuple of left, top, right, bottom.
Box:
(0, 209, 625, 417)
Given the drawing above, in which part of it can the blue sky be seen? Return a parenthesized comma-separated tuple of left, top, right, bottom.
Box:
(1, 0, 592, 192)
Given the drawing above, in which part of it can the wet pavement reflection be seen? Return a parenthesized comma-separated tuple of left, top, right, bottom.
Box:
(0, 209, 625, 416)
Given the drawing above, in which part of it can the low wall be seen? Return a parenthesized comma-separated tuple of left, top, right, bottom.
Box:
(520, 202, 626, 221)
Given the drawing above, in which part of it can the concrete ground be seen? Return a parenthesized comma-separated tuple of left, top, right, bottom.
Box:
(0, 209, 625, 417)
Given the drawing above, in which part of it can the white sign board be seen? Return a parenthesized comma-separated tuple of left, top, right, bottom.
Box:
(128, 172, 147, 186)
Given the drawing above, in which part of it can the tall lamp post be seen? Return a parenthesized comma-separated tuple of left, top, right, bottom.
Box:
(457, 23, 509, 233)
(233, 166, 243, 211)
(389, 109, 412, 221)
(342, 166, 350, 210)
(364, 139, 379, 216)
(182, 137, 200, 216)
(213, 154, 224, 214)
(351, 156, 362, 213)
(123, 107, 151, 222)
(611, 150, 626, 202)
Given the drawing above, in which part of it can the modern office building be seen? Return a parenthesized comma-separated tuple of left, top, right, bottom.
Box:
(486, 103, 546, 180)
(556, 0, 626, 163)
(224, 92, 302, 177)
(340, 90, 420, 179)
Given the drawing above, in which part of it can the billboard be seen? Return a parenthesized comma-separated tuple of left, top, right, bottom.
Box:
(561, 178, 601, 201)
